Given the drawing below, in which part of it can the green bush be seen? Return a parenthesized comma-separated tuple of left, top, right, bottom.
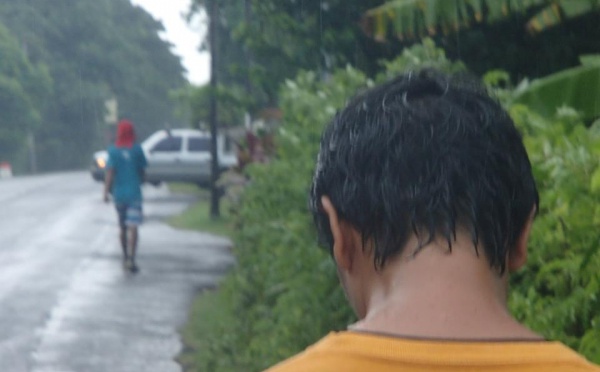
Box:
(509, 106, 600, 361)
(180, 67, 369, 372)
(181, 42, 600, 371)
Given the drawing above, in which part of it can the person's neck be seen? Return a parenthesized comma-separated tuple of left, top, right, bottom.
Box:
(349, 238, 542, 341)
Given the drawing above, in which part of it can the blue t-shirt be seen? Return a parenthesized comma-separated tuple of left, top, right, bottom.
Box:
(106, 144, 147, 204)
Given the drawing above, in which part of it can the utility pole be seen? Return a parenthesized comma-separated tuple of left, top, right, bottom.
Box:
(209, 0, 220, 219)
(27, 131, 37, 174)
(104, 97, 118, 145)
(22, 40, 38, 174)
(244, 0, 254, 98)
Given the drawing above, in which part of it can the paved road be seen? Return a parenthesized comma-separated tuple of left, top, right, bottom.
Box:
(0, 172, 234, 372)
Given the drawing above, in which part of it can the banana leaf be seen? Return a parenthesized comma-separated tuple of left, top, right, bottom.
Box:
(527, 0, 600, 32)
(364, 0, 597, 41)
(513, 63, 600, 122)
(580, 54, 600, 67)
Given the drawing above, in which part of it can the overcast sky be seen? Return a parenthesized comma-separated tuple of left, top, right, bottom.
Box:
(130, 0, 210, 85)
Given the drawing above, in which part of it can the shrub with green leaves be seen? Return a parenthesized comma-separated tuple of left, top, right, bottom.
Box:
(509, 106, 600, 361)
(180, 67, 369, 372)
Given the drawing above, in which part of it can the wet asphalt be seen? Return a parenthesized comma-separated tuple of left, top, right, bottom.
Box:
(0, 172, 234, 371)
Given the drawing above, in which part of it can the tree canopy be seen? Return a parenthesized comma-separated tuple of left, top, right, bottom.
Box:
(0, 0, 188, 172)
(363, 0, 600, 41)
(0, 21, 50, 168)
(187, 0, 600, 125)
(189, 0, 388, 117)
(360, 0, 600, 80)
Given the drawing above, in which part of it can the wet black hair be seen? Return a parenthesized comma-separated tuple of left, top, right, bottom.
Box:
(310, 69, 539, 272)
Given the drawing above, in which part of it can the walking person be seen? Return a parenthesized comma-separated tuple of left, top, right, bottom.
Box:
(103, 119, 147, 272)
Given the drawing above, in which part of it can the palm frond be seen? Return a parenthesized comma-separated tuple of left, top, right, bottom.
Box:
(513, 61, 600, 122)
(363, 0, 598, 42)
(527, 0, 600, 33)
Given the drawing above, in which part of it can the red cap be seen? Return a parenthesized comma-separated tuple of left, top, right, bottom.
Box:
(115, 119, 135, 148)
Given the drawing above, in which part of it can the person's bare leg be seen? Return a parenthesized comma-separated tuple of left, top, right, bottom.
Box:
(128, 226, 138, 271)
(120, 227, 128, 258)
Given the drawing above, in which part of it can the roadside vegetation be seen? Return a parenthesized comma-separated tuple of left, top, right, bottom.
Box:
(0, 1, 186, 174)
(177, 43, 600, 372)
(167, 184, 234, 239)
(174, 1, 600, 371)
(1, 1, 598, 370)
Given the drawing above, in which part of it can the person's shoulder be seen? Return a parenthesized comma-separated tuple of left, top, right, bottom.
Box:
(132, 143, 145, 155)
(575, 363, 600, 371)
(106, 145, 119, 160)
(263, 333, 361, 372)
(263, 334, 333, 372)
(547, 343, 600, 371)
(262, 333, 600, 372)
(133, 143, 147, 162)
(263, 347, 322, 372)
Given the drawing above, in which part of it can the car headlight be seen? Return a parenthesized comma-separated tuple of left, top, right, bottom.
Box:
(97, 158, 106, 169)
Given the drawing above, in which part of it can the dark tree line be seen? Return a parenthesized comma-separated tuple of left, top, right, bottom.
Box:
(188, 0, 388, 120)
(187, 0, 600, 124)
(0, 0, 188, 172)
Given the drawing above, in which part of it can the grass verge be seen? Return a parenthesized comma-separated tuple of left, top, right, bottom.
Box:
(177, 288, 237, 372)
(168, 183, 237, 371)
(167, 183, 234, 238)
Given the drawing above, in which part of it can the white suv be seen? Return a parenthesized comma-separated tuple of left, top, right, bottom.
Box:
(91, 129, 237, 188)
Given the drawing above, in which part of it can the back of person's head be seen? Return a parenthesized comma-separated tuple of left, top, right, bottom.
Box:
(115, 119, 136, 148)
(310, 69, 539, 273)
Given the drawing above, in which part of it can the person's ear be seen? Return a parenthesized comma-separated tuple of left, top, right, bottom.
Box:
(508, 207, 536, 272)
(321, 196, 354, 271)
